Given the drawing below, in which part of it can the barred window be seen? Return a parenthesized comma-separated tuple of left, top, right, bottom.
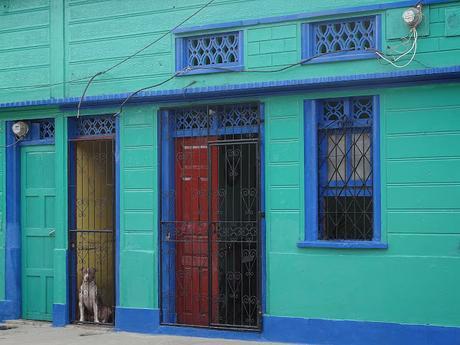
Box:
(318, 97, 374, 241)
(302, 96, 382, 248)
(302, 16, 379, 63)
(176, 31, 243, 73)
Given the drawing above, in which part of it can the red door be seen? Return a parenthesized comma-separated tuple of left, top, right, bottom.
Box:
(175, 137, 218, 326)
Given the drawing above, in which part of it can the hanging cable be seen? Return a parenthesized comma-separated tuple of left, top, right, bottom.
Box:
(369, 28, 418, 68)
(76, 0, 216, 117)
(0, 137, 22, 149)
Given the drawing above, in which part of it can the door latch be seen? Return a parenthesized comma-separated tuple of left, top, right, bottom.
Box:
(48, 229, 56, 237)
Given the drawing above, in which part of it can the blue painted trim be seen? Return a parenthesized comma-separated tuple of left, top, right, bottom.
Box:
(259, 103, 266, 316)
(297, 240, 388, 249)
(175, 31, 244, 75)
(372, 95, 381, 242)
(303, 100, 318, 242)
(19, 139, 55, 146)
(159, 110, 176, 324)
(302, 15, 380, 64)
(0, 66, 455, 110)
(173, 0, 455, 34)
(52, 303, 69, 327)
(115, 307, 160, 334)
(4, 122, 21, 320)
(115, 116, 120, 309)
(114, 308, 460, 345)
(302, 97, 384, 248)
(157, 325, 261, 341)
(262, 315, 460, 345)
(67, 132, 77, 322)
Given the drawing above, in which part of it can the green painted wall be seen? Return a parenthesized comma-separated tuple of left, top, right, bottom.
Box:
(0, 0, 459, 330)
(263, 83, 460, 327)
(119, 104, 159, 309)
(1, 1, 460, 103)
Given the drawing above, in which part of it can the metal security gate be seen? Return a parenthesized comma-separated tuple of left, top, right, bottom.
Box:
(68, 116, 116, 325)
(160, 103, 262, 330)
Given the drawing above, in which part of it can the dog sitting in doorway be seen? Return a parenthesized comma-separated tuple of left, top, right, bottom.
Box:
(79, 267, 113, 323)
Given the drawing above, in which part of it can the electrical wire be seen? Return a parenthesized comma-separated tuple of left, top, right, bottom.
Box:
(370, 28, 418, 68)
(113, 72, 182, 117)
(76, 0, 216, 117)
(0, 137, 22, 149)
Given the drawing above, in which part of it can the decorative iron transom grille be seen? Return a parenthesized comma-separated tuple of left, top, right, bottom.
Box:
(185, 32, 240, 68)
(77, 116, 115, 137)
(22, 119, 55, 141)
(317, 96, 374, 241)
(39, 120, 55, 139)
(170, 103, 259, 136)
(313, 17, 376, 55)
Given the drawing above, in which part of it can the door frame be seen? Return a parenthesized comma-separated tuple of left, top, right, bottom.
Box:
(158, 102, 266, 330)
(4, 120, 56, 320)
(66, 114, 120, 325)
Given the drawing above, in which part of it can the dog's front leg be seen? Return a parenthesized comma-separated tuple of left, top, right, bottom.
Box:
(93, 303, 99, 323)
(79, 298, 85, 322)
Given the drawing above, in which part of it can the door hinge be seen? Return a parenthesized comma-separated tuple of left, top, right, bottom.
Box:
(259, 211, 265, 219)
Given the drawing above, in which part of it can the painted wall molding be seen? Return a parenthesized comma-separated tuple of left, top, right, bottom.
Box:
(1, 66, 460, 111)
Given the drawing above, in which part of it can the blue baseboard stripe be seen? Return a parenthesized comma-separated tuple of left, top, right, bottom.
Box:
(115, 307, 160, 334)
(262, 316, 460, 345)
(52, 303, 69, 327)
(0, 300, 16, 322)
(113, 308, 460, 344)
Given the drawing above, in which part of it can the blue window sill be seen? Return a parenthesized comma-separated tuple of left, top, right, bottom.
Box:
(297, 240, 388, 249)
(302, 51, 376, 64)
(177, 65, 244, 76)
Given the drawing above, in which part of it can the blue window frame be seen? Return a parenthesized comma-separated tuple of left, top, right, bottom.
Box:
(302, 15, 380, 63)
(300, 96, 385, 249)
(18, 118, 55, 146)
(176, 31, 244, 74)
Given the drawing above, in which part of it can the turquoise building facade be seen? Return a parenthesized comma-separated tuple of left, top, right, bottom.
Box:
(0, 0, 459, 344)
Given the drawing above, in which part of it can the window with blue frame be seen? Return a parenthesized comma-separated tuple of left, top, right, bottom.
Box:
(302, 96, 383, 248)
(176, 31, 243, 74)
(302, 16, 380, 63)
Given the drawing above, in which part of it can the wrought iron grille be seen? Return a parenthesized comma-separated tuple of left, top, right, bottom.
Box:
(21, 119, 55, 141)
(172, 103, 259, 137)
(317, 97, 374, 241)
(77, 116, 115, 137)
(68, 140, 115, 325)
(313, 17, 376, 55)
(185, 32, 240, 67)
(39, 120, 55, 139)
(160, 103, 261, 330)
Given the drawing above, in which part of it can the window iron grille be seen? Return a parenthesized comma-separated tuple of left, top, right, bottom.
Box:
(314, 17, 376, 55)
(185, 32, 240, 68)
(317, 97, 374, 241)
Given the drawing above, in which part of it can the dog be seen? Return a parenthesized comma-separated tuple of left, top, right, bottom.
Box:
(79, 267, 113, 323)
(79, 268, 100, 323)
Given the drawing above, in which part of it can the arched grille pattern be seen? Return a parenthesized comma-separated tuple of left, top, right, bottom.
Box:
(185, 32, 240, 68)
(313, 17, 376, 55)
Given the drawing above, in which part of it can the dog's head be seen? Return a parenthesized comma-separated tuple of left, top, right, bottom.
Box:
(82, 267, 96, 283)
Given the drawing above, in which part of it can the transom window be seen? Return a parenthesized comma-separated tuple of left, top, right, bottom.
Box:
(176, 31, 243, 74)
(302, 16, 379, 63)
(301, 96, 384, 249)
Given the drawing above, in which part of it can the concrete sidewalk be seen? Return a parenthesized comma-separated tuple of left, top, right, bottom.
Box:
(0, 321, 282, 345)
